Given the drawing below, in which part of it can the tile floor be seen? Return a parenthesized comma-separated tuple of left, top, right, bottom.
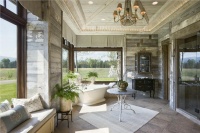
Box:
(54, 94, 200, 133)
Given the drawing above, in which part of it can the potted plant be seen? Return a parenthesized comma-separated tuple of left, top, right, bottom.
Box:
(117, 80, 128, 92)
(87, 71, 98, 84)
(66, 71, 77, 83)
(53, 82, 80, 111)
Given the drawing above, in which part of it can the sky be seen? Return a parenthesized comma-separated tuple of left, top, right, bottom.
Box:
(0, 1, 17, 58)
(180, 52, 200, 58)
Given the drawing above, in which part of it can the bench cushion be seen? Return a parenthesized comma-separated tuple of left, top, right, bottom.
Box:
(10, 108, 56, 133)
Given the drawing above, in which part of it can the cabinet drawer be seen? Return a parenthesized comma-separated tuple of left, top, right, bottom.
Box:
(135, 85, 145, 91)
(144, 85, 153, 91)
(145, 80, 153, 85)
(135, 80, 145, 85)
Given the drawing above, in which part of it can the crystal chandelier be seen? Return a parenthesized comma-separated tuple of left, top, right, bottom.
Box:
(113, 0, 148, 26)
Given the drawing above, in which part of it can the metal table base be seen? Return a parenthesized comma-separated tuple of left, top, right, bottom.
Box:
(107, 88, 136, 122)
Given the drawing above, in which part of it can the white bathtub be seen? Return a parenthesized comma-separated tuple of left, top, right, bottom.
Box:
(78, 85, 109, 106)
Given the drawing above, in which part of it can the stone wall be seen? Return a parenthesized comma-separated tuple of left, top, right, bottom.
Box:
(48, 0, 62, 108)
(125, 34, 162, 98)
(27, 12, 49, 107)
(26, 1, 62, 108)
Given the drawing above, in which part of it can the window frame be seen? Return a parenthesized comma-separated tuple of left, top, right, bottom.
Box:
(0, 2, 27, 98)
(62, 38, 74, 71)
(74, 47, 123, 83)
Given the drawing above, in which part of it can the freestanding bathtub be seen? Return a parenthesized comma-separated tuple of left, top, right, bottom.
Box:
(78, 84, 109, 106)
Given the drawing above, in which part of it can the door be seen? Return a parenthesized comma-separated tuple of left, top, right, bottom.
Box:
(162, 41, 170, 100)
(178, 33, 200, 119)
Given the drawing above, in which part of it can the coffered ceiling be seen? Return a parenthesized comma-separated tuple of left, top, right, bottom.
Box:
(56, 0, 198, 35)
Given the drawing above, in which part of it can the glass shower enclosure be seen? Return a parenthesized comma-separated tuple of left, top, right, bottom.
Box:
(178, 33, 200, 119)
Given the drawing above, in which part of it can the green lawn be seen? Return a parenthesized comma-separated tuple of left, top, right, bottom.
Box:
(0, 83, 17, 103)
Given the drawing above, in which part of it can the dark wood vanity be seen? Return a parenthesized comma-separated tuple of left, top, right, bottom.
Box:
(132, 78, 155, 99)
(132, 51, 155, 99)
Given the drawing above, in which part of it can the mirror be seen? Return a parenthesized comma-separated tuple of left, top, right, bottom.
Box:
(135, 52, 151, 73)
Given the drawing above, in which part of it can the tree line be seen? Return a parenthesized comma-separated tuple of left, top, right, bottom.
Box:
(182, 59, 200, 68)
(0, 58, 16, 68)
(63, 58, 117, 68)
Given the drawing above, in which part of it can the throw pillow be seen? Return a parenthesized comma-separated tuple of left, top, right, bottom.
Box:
(0, 105, 31, 132)
(12, 93, 44, 113)
(0, 100, 11, 113)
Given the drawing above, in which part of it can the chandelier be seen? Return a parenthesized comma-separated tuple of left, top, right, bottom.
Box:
(113, 0, 148, 26)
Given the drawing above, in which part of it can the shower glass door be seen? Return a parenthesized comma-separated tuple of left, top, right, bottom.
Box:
(178, 33, 200, 119)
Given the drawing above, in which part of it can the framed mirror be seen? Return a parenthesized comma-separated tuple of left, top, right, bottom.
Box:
(135, 52, 151, 73)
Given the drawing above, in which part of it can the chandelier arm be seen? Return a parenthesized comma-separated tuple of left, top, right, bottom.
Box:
(114, 14, 124, 23)
(114, 19, 120, 23)
(137, 17, 144, 20)
(128, 19, 136, 25)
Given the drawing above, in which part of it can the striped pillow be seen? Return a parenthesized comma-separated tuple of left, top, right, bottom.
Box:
(0, 100, 11, 113)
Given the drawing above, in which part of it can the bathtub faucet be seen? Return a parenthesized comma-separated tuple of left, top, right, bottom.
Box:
(84, 84, 87, 89)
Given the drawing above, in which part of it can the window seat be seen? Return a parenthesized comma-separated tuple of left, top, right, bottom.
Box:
(10, 108, 56, 133)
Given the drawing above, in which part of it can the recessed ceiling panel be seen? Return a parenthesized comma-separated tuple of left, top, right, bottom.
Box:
(58, 0, 198, 34)
(80, 0, 168, 27)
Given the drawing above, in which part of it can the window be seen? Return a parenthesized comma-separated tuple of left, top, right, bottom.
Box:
(0, 18, 17, 102)
(1, 0, 17, 14)
(180, 52, 200, 81)
(0, 1, 26, 102)
(179, 36, 200, 81)
(62, 48, 69, 84)
(74, 48, 122, 82)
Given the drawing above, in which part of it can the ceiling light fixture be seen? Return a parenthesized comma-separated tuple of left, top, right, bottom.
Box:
(101, 18, 106, 21)
(152, 1, 158, 5)
(113, 0, 149, 26)
(88, 1, 93, 5)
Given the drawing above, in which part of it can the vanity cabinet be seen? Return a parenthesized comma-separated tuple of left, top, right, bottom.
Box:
(132, 79, 155, 99)
(135, 52, 151, 73)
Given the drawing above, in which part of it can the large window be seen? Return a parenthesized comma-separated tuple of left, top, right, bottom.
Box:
(74, 48, 122, 82)
(0, 0, 26, 102)
(180, 52, 200, 81)
(0, 18, 17, 102)
(178, 34, 200, 118)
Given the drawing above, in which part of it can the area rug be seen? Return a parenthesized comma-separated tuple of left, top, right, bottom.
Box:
(79, 104, 159, 133)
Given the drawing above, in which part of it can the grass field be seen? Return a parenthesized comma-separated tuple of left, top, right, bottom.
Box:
(0, 83, 17, 103)
(181, 68, 200, 81)
(0, 68, 17, 80)
(63, 68, 117, 81)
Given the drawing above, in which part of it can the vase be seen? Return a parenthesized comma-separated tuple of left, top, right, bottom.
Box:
(118, 83, 128, 92)
(90, 77, 95, 84)
(118, 86, 127, 92)
(60, 98, 72, 112)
